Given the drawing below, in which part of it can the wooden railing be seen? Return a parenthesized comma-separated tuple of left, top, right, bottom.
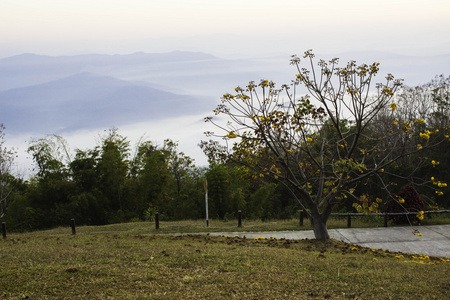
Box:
(299, 210, 450, 228)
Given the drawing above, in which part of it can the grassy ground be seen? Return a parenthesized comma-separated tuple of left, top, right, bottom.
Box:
(1, 220, 449, 299)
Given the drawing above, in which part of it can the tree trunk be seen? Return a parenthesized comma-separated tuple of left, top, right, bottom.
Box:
(311, 215, 330, 240)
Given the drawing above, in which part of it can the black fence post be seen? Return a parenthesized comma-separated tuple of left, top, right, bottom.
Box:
(384, 213, 388, 227)
(70, 218, 76, 235)
(238, 210, 242, 227)
(299, 210, 304, 226)
(347, 215, 352, 228)
(2, 222, 6, 239)
(155, 212, 159, 229)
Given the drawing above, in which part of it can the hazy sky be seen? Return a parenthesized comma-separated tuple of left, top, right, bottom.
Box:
(1, 0, 450, 58)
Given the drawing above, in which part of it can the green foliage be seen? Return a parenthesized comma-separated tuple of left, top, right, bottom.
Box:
(0, 124, 17, 219)
(143, 205, 156, 221)
(4, 129, 208, 231)
(247, 183, 277, 219)
(96, 129, 130, 212)
(2, 194, 36, 231)
(206, 164, 231, 219)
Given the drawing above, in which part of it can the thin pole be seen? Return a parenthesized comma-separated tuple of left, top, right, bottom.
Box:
(155, 212, 159, 229)
(204, 179, 209, 227)
(70, 218, 76, 235)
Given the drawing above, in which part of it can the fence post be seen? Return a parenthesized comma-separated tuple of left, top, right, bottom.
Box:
(238, 210, 242, 227)
(2, 222, 6, 239)
(70, 218, 76, 235)
(384, 213, 388, 227)
(155, 212, 159, 229)
(347, 215, 352, 228)
(299, 210, 304, 226)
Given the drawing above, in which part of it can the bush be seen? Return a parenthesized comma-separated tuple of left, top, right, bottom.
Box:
(386, 185, 426, 224)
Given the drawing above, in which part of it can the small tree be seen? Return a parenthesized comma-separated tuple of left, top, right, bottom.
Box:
(204, 50, 445, 240)
(0, 124, 17, 218)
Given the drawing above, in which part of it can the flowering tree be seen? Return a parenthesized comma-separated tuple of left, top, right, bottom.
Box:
(204, 50, 446, 240)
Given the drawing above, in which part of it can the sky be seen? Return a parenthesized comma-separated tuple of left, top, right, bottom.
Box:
(1, 0, 450, 58)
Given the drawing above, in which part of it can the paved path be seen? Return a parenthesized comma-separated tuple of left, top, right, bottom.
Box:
(209, 225, 450, 258)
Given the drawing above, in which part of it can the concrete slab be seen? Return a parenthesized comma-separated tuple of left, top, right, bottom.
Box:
(210, 225, 450, 258)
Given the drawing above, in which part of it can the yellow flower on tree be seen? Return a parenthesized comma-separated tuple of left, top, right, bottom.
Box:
(390, 103, 396, 111)
(419, 132, 430, 140)
(416, 211, 425, 221)
(306, 137, 313, 142)
(226, 131, 238, 139)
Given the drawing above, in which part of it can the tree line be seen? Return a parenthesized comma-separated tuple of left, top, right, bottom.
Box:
(1, 128, 303, 231)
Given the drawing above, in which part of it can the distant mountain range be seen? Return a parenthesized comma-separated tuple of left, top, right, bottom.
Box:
(0, 51, 292, 135)
(0, 51, 218, 91)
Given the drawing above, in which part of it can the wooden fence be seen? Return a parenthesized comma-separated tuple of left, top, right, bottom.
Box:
(298, 210, 450, 228)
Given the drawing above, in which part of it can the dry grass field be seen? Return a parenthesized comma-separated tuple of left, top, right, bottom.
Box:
(1, 218, 449, 299)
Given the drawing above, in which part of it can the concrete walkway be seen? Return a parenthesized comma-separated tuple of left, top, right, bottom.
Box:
(209, 225, 450, 258)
